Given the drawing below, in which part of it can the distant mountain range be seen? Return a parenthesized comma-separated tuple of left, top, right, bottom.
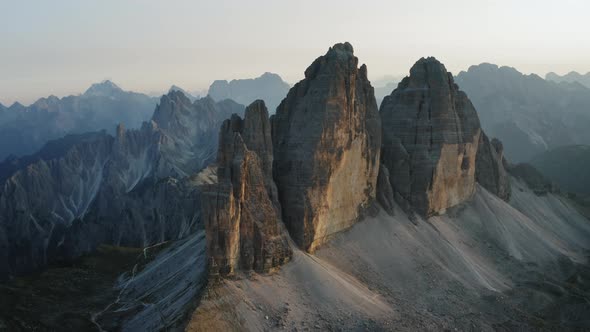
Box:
(456, 64, 590, 163)
(0, 91, 243, 277)
(546, 71, 590, 88)
(207, 72, 290, 112)
(0, 81, 157, 160)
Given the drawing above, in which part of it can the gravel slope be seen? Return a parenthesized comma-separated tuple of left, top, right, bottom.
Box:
(189, 180, 590, 331)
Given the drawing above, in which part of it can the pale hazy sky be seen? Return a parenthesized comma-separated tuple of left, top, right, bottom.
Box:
(1, 0, 589, 105)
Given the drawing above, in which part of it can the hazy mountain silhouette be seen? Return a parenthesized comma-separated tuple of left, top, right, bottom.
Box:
(456, 63, 590, 162)
(208, 72, 290, 112)
(546, 71, 590, 88)
(0, 81, 157, 160)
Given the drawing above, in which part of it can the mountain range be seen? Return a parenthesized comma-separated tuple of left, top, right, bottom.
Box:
(0, 92, 243, 278)
(546, 71, 590, 88)
(0, 44, 589, 331)
(207, 72, 291, 112)
(456, 63, 590, 162)
(0, 81, 157, 161)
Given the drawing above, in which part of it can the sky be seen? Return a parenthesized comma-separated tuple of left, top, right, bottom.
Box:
(1, 0, 589, 105)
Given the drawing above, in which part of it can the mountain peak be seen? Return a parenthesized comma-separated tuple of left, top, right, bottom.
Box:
(168, 85, 187, 94)
(168, 85, 198, 101)
(380, 57, 484, 216)
(8, 102, 25, 111)
(328, 42, 354, 54)
(84, 80, 123, 96)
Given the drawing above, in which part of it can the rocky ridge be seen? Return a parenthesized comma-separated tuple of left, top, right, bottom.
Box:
(0, 81, 157, 161)
(0, 92, 243, 277)
(202, 101, 291, 276)
(456, 63, 590, 162)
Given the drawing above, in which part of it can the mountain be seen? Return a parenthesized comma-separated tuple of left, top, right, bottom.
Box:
(546, 71, 590, 88)
(169, 85, 198, 101)
(455, 63, 590, 163)
(83, 80, 124, 96)
(0, 80, 158, 160)
(1, 43, 590, 331)
(530, 145, 590, 196)
(202, 101, 292, 276)
(0, 91, 243, 278)
(190, 45, 590, 331)
(208, 72, 290, 112)
(272, 42, 381, 252)
(379, 57, 485, 216)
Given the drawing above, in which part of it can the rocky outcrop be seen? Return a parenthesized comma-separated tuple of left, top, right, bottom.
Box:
(203, 101, 291, 276)
(476, 133, 511, 200)
(152, 91, 244, 177)
(272, 42, 381, 252)
(379, 57, 482, 217)
(0, 91, 243, 278)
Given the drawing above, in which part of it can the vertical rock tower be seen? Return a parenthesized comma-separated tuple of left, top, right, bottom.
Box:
(476, 133, 512, 200)
(272, 42, 382, 252)
(379, 57, 482, 216)
(202, 100, 291, 276)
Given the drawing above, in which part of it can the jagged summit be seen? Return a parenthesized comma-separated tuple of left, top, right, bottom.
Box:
(379, 56, 484, 216)
(168, 84, 188, 93)
(272, 42, 381, 251)
(326, 41, 354, 56)
(203, 100, 291, 276)
(168, 85, 197, 101)
(83, 80, 124, 96)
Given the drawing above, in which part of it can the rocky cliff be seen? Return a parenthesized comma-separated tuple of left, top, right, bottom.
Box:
(203, 100, 291, 276)
(475, 133, 511, 200)
(379, 57, 482, 216)
(272, 42, 381, 252)
(0, 92, 243, 278)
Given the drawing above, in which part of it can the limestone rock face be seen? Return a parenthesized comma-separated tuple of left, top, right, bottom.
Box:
(272, 42, 381, 252)
(379, 57, 482, 216)
(476, 133, 512, 200)
(203, 101, 291, 276)
(0, 91, 243, 278)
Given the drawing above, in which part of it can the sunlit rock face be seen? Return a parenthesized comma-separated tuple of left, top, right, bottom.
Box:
(379, 57, 482, 216)
(271, 42, 382, 252)
(203, 101, 291, 276)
